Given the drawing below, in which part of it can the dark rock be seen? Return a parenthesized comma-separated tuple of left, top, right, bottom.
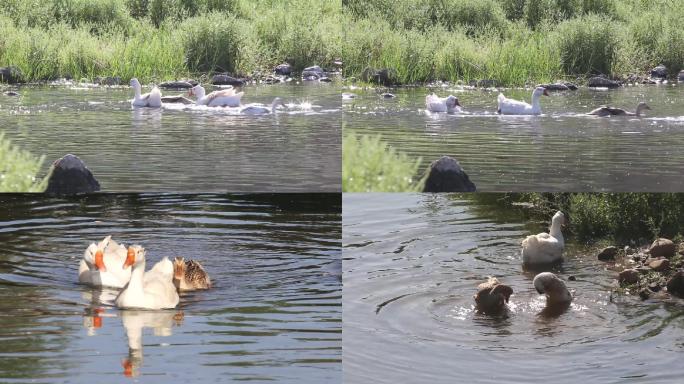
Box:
(469, 79, 500, 88)
(263, 75, 281, 84)
(648, 238, 675, 258)
(423, 156, 476, 193)
(274, 63, 292, 76)
(666, 271, 684, 297)
(619, 269, 639, 285)
(588, 76, 621, 88)
(45, 154, 100, 195)
(159, 80, 196, 89)
(638, 288, 651, 300)
(318, 77, 332, 83)
(302, 65, 325, 80)
(94, 76, 121, 86)
(3, 91, 19, 96)
(650, 64, 667, 79)
(598, 246, 619, 261)
(0, 66, 23, 84)
(568, 276, 576, 281)
(648, 258, 670, 272)
(380, 93, 396, 99)
(211, 74, 246, 87)
(538, 82, 577, 91)
(361, 67, 396, 86)
(678, 70, 684, 82)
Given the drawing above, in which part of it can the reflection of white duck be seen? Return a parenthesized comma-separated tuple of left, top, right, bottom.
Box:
(497, 86, 549, 115)
(130, 78, 162, 108)
(240, 97, 285, 115)
(189, 84, 243, 107)
(533, 272, 572, 304)
(521, 211, 566, 265)
(115, 246, 179, 309)
(120, 309, 183, 377)
(78, 236, 132, 288)
(425, 93, 462, 113)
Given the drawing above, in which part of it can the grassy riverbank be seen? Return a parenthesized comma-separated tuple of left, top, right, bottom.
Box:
(342, 0, 684, 85)
(0, 132, 46, 192)
(0, 0, 341, 83)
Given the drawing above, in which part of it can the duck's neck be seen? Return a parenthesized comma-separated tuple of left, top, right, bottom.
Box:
(531, 92, 542, 111)
(635, 105, 645, 116)
(133, 84, 142, 99)
(550, 221, 564, 243)
(128, 260, 146, 292)
(271, 99, 279, 113)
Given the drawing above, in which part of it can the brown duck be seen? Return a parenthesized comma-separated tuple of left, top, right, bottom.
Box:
(474, 277, 513, 314)
(173, 257, 212, 291)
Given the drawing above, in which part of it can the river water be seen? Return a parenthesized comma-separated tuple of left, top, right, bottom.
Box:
(0, 83, 340, 192)
(343, 85, 684, 191)
(0, 193, 341, 383)
(343, 193, 684, 383)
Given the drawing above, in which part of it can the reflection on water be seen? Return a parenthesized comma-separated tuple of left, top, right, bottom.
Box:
(343, 193, 684, 383)
(0, 84, 341, 191)
(344, 86, 684, 191)
(0, 194, 341, 383)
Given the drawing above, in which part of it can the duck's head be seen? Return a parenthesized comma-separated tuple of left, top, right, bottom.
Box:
(551, 211, 566, 227)
(272, 97, 285, 109)
(129, 78, 140, 88)
(637, 102, 651, 111)
(474, 277, 513, 314)
(533, 272, 571, 303)
(445, 95, 461, 109)
(123, 245, 146, 269)
(188, 84, 205, 98)
(534, 86, 550, 97)
(173, 257, 186, 279)
(85, 236, 111, 271)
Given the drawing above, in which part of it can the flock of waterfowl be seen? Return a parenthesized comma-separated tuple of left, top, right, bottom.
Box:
(130, 78, 285, 114)
(79, 236, 211, 310)
(475, 211, 572, 315)
(425, 86, 651, 116)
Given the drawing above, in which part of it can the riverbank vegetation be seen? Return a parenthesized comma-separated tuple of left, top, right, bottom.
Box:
(343, 131, 424, 192)
(0, 132, 46, 192)
(342, 0, 684, 85)
(0, 0, 341, 82)
(478, 193, 684, 244)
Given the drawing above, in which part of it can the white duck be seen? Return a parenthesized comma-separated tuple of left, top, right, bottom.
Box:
(533, 272, 572, 304)
(497, 86, 549, 115)
(78, 236, 132, 288)
(425, 93, 462, 113)
(130, 78, 162, 108)
(115, 246, 179, 310)
(240, 97, 285, 115)
(521, 211, 566, 265)
(189, 84, 243, 107)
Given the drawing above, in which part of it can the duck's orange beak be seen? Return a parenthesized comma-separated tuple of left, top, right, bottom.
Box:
(95, 250, 107, 272)
(123, 247, 135, 269)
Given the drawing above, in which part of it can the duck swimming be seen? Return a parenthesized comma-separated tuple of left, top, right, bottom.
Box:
(189, 84, 243, 107)
(130, 78, 162, 108)
(78, 236, 132, 288)
(425, 93, 462, 113)
(115, 246, 179, 310)
(474, 277, 513, 314)
(522, 211, 566, 265)
(173, 257, 211, 291)
(533, 272, 572, 304)
(240, 97, 285, 115)
(497, 87, 549, 115)
(587, 102, 651, 117)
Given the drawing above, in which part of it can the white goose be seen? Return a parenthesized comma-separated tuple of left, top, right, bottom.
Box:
(130, 78, 162, 108)
(497, 86, 549, 115)
(115, 246, 179, 310)
(425, 93, 462, 113)
(78, 236, 132, 288)
(240, 97, 285, 115)
(533, 272, 572, 304)
(189, 84, 243, 107)
(521, 211, 566, 265)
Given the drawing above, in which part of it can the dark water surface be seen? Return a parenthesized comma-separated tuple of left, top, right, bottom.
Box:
(0, 194, 341, 383)
(343, 193, 684, 383)
(343, 85, 684, 191)
(0, 83, 340, 192)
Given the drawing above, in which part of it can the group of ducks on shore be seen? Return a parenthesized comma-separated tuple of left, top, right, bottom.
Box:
(130, 78, 284, 114)
(426, 86, 651, 116)
(78, 236, 211, 310)
(475, 211, 572, 315)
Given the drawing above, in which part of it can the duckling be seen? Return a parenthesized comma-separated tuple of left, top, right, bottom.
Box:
(173, 257, 211, 291)
(474, 277, 513, 314)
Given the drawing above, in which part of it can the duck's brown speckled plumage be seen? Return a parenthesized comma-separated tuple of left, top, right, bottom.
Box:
(173, 257, 211, 291)
(474, 277, 513, 314)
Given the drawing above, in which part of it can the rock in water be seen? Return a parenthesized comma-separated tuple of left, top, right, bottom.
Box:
(210, 74, 245, 87)
(618, 269, 639, 285)
(159, 80, 196, 89)
(45, 154, 100, 195)
(648, 238, 675, 258)
(588, 76, 621, 88)
(648, 258, 670, 272)
(650, 65, 667, 79)
(423, 156, 476, 192)
(274, 63, 292, 76)
(0, 66, 23, 84)
(361, 67, 396, 86)
(597, 246, 618, 261)
(666, 271, 684, 297)
(302, 65, 325, 80)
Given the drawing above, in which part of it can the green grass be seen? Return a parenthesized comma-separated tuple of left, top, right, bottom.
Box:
(343, 131, 423, 192)
(0, 132, 46, 192)
(0, 0, 341, 83)
(342, 0, 684, 85)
